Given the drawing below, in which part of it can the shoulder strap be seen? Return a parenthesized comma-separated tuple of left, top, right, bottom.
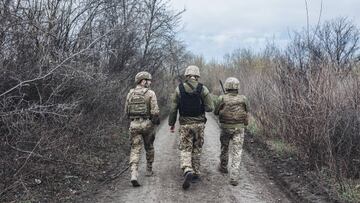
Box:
(142, 88, 149, 95)
(185, 81, 195, 90)
(196, 83, 203, 95)
(179, 83, 186, 95)
(132, 87, 148, 95)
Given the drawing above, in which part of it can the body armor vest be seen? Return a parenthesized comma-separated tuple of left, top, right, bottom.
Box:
(219, 94, 247, 124)
(178, 83, 205, 117)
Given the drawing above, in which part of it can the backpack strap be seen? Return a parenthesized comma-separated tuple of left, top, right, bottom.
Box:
(142, 88, 150, 110)
(142, 88, 149, 95)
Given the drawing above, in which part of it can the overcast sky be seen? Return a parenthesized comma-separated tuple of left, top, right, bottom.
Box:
(169, 0, 360, 61)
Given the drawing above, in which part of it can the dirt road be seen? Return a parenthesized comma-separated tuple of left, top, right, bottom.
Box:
(94, 115, 292, 202)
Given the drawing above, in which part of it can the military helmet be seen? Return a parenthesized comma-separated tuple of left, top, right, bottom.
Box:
(224, 77, 240, 90)
(184, 65, 200, 77)
(135, 71, 152, 84)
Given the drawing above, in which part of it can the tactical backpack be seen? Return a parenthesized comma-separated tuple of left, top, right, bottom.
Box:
(127, 88, 150, 118)
(178, 83, 205, 117)
(219, 94, 247, 124)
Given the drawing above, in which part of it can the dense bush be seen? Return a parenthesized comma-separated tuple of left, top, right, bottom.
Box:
(0, 0, 188, 201)
(201, 18, 360, 181)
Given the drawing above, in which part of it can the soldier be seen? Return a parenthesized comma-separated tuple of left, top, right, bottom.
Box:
(168, 65, 214, 190)
(125, 71, 160, 187)
(214, 77, 249, 186)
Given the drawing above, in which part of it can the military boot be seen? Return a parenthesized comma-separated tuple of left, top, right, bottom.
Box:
(230, 179, 238, 186)
(130, 170, 140, 187)
(191, 174, 201, 183)
(145, 164, 153, 177)
(182, 171, 193, 190)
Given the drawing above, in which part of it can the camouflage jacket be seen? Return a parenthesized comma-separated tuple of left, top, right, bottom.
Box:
(125, 85, 160, 118)
(168, 79, 214, 126)
(214, 92, 249, 129)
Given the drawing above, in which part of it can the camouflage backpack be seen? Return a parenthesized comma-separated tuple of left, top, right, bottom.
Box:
(219, 94, 247, 124)
(127, 88, 150, 118)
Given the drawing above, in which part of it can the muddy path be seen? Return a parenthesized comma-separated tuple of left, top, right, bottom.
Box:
(92, 115, 292, 202)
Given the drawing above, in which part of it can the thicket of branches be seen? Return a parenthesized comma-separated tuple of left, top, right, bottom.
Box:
(202, 18, 360, 187)
(274, 18, 360, 179)
(0, 0, 188, 201)
(2, 0, 359, 200)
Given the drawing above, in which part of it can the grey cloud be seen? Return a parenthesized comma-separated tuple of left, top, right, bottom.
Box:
(171, 0, 360, 61)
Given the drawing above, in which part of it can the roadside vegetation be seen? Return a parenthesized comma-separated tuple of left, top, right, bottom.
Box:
(200, 17, 360, 202)
(0, 0, 189, 202)
(1, 0, 359, 202)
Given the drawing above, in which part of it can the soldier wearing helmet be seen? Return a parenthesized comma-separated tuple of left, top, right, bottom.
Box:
(214, 77, 249, 186)
(168, 65, 214, 190)
(125, 71, 160, 187)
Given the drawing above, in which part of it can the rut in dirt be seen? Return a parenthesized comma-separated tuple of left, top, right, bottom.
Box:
(94, 115, 292, 202)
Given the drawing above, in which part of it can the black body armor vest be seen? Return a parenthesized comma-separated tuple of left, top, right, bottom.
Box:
(178, 83, 205, 117)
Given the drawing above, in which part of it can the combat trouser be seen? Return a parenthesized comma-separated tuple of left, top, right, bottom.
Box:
(219, 126, 245, 183)
(179, 123, 205, 176)
(129, 118, 155, 180)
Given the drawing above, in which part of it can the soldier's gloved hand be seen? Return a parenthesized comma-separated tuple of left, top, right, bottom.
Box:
(151, 115, 160, 125)
(170, 126, 175, 133)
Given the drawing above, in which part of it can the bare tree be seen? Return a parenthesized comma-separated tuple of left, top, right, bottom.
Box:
(0, 0, 186, 201)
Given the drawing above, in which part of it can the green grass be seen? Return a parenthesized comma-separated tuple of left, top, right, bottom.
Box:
(266, 139, 297, 157)
(315, 165, 360, 203)
(247, 115, 261, 136)
(246, 114, 297, 157)
(338, 182, 360, 203)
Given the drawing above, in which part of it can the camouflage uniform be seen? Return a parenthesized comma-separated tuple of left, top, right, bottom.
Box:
(125, 72, 160, 186)
(214, 77, 249, 185)
(179, 123, 205, 175)
(168, 66, 214, 179)
(219, 126, 245, 183)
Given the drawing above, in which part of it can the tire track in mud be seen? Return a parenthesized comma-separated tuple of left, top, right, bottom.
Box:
(94, 114, 292, 202)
